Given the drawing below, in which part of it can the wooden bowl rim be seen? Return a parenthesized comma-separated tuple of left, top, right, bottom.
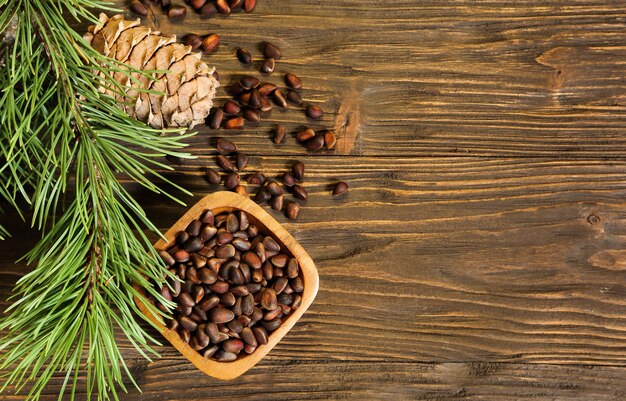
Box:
(134, 191, 319, 380)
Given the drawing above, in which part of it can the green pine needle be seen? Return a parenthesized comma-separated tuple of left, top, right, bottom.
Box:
(0, 0, 196, 400)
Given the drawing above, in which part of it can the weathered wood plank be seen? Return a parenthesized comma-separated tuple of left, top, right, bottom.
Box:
(3, 361, 626, 401)
(121, 1, 626, 157)
(3, 158, 626, 367)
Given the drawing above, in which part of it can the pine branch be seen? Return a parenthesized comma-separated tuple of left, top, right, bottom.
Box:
(0, 0, 198, 400)
(1, 135, 180, 400)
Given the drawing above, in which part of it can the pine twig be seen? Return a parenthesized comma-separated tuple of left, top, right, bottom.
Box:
(0, 0, 197, 400)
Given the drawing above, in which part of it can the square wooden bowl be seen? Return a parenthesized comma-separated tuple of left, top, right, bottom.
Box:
(134, 191, 319, 380)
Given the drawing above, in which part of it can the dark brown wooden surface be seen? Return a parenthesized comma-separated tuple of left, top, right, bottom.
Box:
(2, 1, 626, 399)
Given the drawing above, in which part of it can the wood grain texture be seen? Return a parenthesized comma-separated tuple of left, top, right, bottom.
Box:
(4, 360, 626, 401)
(3, 0, 626, 399)
(3, 158, 626, 399)
(132, 0, 626, 157)
(112, 158, 626, 365)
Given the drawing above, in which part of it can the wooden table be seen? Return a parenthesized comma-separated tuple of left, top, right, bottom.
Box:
(2, 1, 626, 399)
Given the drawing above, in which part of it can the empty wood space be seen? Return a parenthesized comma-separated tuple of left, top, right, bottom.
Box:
(1, 1, 626, 400)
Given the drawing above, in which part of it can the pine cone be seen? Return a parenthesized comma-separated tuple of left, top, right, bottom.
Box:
(84, 14, 219, 129)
